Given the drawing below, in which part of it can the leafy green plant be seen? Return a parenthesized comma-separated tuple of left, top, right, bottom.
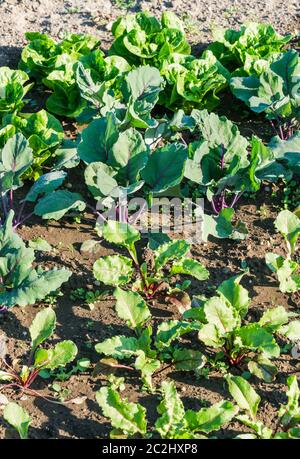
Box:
(184, 109, 249, 213)
(109, 11, 190, 67)
(160, 51, 230, 111)
(181, 274, 300, 381)
(231, 50, 300, 139)
(208, 22, 292, 74)
(266, 210, 300, 293)
(0, 211, 71, 310)
(3, 402, 32, 439)
(0, 133, 86, 227)
(93, 220, 208, 300)
(0, 67, 33, 121)
(94, 284, 209, 391)
(0, 109, 64, 180)
(96, 379, 238, 438)
(226, 374, 300, 438)
(70, 287, 109, 310)
(0, 308, 77, 399)
(19, 32, 101, 81)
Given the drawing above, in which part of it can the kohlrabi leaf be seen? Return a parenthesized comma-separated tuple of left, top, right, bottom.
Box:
(24, 170, 67, 202)
(34, 190, 86, 220)
(141, 143, 187, 193)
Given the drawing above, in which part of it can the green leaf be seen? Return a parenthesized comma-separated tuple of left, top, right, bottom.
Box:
(93, 255, 133, 286)
(198, 323, 223, 348)
(204, 296, 239, 335)
(30, 307, 56, 351)
(185, 400, 238, 433)
(102, 220, 140, 249)
(134, 351, 160, 391)
(235, 323, 280, 357)
(155, 381, 186, 439)
(236, 414, 273, 439)
(95, 335, 140, 359)
(28, 237, 52, 253)
(141, 143, 187, 193)
(274, 210, 300, 256)
(279, 320, 300, 342)
(259, 306, 289, 332)
(155, 320, 201, 350)
(217, 273, 250, 317)
(266, 253, 300, 293)
(34, 190, 86, 220)
(96, 387, 147, 436)
(279, 375, 300, 427)
(24, 171, 67, 202)
(122, 66, 164, 128)
(77, 114, 119, 164)
(173, 348, 207, 371)
(226, 374, 261, 419)
(154, 239, 190, 272)
(170, 259, 209, 281)
(114, 288, 151, 329)
(3, 402, 31, 439)
(248, 356, 278, 382)
(45, 340, 78, 370)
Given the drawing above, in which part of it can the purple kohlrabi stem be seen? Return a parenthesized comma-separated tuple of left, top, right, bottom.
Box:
(220, 144, 225, 170)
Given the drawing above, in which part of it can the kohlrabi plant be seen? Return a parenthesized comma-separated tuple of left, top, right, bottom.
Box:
(181, 273, 300, 381)
(93, 220, 208, 300)
(3, 402, 32, 439)
(0, 133, 86, 228)
(184, 109, 250, 214)
(231, 50, 300, 140)
(0, 308, 77, 399)
(266, 210, 300, 293)
(0, 211, 71, 311)
(226, 374, 300, 439)
(0, 67, 33, 122)
(96, 379, 238, 439)
(77, 64, 165, 128)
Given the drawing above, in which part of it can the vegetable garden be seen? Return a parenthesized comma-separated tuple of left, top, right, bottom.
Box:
(0, 9, 300, 440)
